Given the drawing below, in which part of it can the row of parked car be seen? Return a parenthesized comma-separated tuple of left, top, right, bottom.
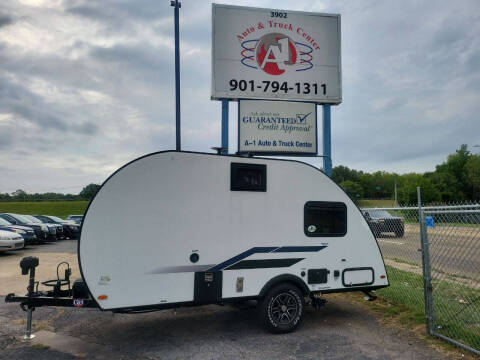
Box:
(0, 213, 83, 253)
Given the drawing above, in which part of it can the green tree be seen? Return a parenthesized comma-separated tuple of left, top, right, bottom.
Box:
(332, 165, 361, 184)
(370, 171, 397, 199)
(79, 184, 101, 200)
(12, 189, 27, 197)
(340, 180, 364, 203)
(465, 155, 480, 200)
(357, 173, 374, 198)
(425, 171, 460, 202)
(435, 144, 472, 199)
(11, 189, 27, 201)
(397, 174, 440, 205)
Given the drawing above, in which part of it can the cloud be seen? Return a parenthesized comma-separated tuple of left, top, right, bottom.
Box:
(0, 73, 99, 135)
(0, 14, 13, 28)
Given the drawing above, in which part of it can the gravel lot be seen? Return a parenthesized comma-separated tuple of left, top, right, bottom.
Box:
(0, 240, 471, 360)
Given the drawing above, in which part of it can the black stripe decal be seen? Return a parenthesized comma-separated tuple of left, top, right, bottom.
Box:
(207, 246, 327, 271)
(224, 258, 304, 270)
(207, 247, 278, 271)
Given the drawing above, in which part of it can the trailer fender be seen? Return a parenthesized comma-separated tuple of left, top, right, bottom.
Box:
(259, 274, 310, 298)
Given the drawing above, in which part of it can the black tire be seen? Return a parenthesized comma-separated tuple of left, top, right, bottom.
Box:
(260, 283, 304, 333)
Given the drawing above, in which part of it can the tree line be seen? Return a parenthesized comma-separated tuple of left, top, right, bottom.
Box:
(0, 184, 101, 202)
(333, 144, 480, 204)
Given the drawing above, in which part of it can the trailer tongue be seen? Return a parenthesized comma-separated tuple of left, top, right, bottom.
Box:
(6, 256, 95, 308)
(5, 256, 96, 339)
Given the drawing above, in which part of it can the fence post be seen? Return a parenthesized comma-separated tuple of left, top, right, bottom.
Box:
(417, 187, 435, 335)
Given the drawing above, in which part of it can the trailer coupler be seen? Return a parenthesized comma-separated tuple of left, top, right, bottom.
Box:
(5, 257, 96, 340)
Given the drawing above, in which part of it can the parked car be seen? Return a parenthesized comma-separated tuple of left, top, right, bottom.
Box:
(0, 229, 24, 252)
(362, 209, 405, 238)
(66, 215, 83, 224)
(34, 215, 80, 239)
(22, 215, 61, 240)
(0, 213, 49, 243)
(0, 217, 37, 245)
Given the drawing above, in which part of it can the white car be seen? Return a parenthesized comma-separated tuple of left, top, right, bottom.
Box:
(0, 230, 24, 252)
(66, 215, 84, 225)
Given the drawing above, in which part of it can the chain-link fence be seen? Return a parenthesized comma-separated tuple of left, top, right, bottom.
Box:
(361, 199, 480, 356)
(423, 206, 480, 354)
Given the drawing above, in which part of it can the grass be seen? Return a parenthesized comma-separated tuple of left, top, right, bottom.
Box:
(378, 265, 480, 350)
(358, 199, 396, 208)
(390, 257, 420, 267)
(0, 201, 88, 219)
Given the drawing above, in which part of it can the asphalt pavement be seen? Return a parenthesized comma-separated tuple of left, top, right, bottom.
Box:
(1, 294, 456, 360)
(22, 238, 78, 254)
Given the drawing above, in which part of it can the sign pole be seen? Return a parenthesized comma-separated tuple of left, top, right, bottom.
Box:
(322, 104, 332, 177)
(171, 0, 181, 151)
(221, 99, 228, 154)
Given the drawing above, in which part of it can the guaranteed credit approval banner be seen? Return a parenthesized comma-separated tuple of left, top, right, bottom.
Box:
(212, 4, 341, 104)
(238, 100, 317, 155)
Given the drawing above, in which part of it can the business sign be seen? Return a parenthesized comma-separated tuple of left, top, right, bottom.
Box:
(238, 100, 317, 155)
(212, 4, 341, 104)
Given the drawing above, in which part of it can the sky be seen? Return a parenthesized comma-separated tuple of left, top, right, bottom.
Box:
(0, 0, 479, 194)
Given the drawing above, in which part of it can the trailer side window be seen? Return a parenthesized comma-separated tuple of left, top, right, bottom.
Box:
(304, 201, 347, 237)
(231, 163, 267, 192)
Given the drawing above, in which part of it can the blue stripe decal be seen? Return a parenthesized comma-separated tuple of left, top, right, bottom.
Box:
(273, 246, 327, 253)
(207, 246, 327, 271)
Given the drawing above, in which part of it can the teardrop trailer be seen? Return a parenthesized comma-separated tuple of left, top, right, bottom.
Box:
(6, 151, 388, 334)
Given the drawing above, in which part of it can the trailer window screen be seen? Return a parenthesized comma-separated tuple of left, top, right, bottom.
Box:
(304, 201, 347, 237)
(231, 163, 266, 192)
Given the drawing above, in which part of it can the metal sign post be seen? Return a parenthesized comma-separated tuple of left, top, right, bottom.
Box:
(221, 99, 229, 154)
(322, 104, 332, 177)
(171, 0, 181, 151)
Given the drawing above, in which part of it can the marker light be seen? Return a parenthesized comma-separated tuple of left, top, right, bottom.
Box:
(98, 295, 108, 300)
(380, 275, 386, 279)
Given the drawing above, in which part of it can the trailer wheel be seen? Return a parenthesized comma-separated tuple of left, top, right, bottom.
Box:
(260, 283, 304, 333)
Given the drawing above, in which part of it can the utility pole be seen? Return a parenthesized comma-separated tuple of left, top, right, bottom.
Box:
(171, 0, 181, 151)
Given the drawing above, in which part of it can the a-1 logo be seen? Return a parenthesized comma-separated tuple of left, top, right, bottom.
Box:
(256, 33, 297, 75)
(241, 32, 313, 75)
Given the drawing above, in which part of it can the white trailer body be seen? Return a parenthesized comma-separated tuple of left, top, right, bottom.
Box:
(79, 151, 388, 315)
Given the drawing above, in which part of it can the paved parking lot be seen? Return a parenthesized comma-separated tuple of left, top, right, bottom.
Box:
(0, 240, 470, 360)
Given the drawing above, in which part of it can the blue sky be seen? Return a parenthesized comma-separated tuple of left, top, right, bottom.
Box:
(0, 0, 479, 193)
